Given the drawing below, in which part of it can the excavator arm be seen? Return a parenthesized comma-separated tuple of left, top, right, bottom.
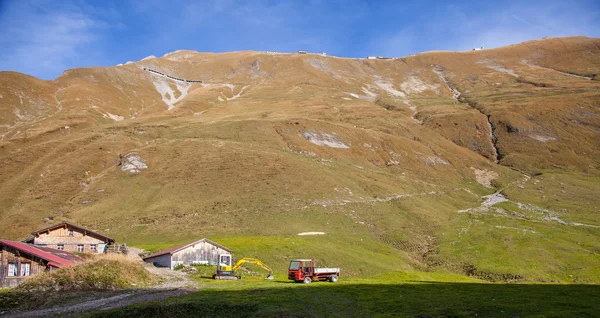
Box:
(232, 258, 274, 279)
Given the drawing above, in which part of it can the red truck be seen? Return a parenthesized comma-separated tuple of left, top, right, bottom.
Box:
(288, 259, 340, 283)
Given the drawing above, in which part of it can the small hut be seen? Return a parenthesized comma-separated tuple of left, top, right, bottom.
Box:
(143, 238, 232, 269)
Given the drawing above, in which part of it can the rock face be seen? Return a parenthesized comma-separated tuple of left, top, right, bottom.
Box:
(120, 152, 148, 174)
(0, 37, 599, 283)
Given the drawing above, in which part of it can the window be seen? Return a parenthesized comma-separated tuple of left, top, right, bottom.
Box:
(7, 263, 17, 277)
(77, 244, 84, 252)
(90, 244, 96, 251)
(289, 261, 300, 270)
(20, 263, 30, 276)
(67, 230, 74, 237)
(57, 244, 64, 250)
(219, 255, 231, 266)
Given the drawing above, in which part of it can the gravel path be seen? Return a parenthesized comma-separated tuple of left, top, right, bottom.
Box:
(9, 288, 195, 317)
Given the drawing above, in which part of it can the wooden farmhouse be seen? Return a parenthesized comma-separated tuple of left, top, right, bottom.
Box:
(0, 239, 83, 287)
(25, 222, 116, 254)
(143, 238, 232, 269)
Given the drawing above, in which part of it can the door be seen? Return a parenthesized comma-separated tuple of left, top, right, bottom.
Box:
(301, 260, 313, 277)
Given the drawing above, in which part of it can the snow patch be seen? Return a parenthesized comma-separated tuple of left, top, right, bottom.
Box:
(103, 113, 124, 121)
(302, 131, 350, 149)
(152, 78, 191, 110)
(345, 86, 378, 102)
(202, 83, 235, 91)
(529, 135, 556, 142)
(361, 87, 378, 98)
(422, 156, 448, 166)
(120, 152, 148, 174)
(223, 85, 248, 101)
(141, 55, 156, 61)
(459, 191, 508, 213)
(125, 61, 134, 65)
(481, 192, 508, 207)
(400, 76, 439, 95)
(13, 108, 31, 121)
(297, 232, 327, 236)
(374, 78, 406, 98)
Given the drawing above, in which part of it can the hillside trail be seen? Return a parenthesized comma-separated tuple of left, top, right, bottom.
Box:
(6, 249, 199, 317)
(521, 61, 593, 80)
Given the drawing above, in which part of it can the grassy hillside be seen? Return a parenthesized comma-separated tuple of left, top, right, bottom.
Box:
(0, 36, 599, 284)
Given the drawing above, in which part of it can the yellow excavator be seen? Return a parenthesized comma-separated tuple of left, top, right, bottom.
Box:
(213, 254, 274, 280)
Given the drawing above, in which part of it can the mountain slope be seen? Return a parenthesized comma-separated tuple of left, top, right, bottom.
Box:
(0, 36, 599, 282)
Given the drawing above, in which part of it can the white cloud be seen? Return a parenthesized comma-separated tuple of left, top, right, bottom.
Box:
(0, 1, 116, 79)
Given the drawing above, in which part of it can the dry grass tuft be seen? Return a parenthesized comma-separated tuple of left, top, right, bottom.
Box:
(17, 254, 157, 292)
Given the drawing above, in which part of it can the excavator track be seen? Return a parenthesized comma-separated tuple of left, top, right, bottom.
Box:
(213, 274, 242, 280)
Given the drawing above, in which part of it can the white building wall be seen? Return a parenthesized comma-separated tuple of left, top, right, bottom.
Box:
(145, 254, 172, 268)
(172, 241, 231, 267)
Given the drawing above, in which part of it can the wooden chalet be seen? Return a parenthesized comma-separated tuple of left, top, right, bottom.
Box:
(0, 239, 83, 287)
(143, 238, 232, 269)
(26, 222, 115, 254)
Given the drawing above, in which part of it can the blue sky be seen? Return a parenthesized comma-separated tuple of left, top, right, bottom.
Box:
(1, 0, 598, 80)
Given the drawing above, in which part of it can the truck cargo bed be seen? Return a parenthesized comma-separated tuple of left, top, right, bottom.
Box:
(314, 268, 340, 274)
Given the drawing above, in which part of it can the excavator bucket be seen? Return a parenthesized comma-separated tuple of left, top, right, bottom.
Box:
(265, 270, 274, 280)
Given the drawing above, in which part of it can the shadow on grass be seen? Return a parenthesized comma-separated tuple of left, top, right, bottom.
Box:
(197, 276, 215, 280)
(86, 282, 600, 317)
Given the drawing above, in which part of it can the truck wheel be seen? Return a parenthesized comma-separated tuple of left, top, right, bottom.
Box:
(329, 275, 338, 282)
(303, 277, 312, 284)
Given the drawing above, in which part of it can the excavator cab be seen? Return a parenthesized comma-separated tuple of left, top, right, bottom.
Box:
(217, 254, 234, 275)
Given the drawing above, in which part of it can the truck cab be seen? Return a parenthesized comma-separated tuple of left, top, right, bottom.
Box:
(288, 259, 313, 282)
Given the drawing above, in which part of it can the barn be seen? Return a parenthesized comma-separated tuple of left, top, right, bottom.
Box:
(25, 221, 116, 254)
(0, 239, 83, 287)
(143, 238, 232, 269)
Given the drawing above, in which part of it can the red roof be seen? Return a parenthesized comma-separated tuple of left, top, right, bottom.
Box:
(143, 238, 232, 260)
(34, 245, 86, 263)
(0, 240, 79, 268)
